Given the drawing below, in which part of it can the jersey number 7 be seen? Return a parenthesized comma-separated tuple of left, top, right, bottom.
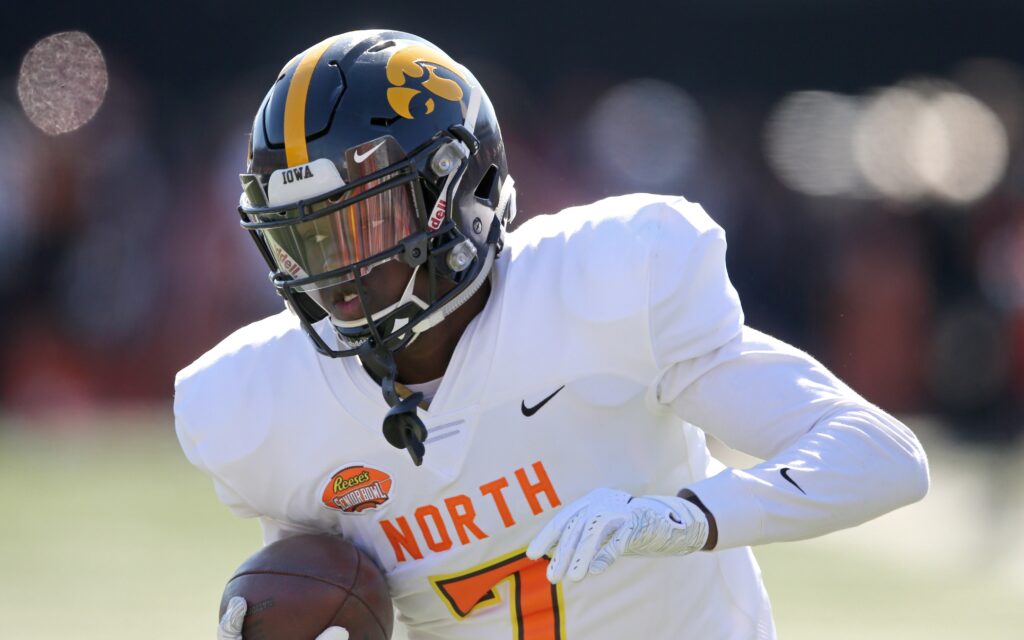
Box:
(430, 549, 566, 639)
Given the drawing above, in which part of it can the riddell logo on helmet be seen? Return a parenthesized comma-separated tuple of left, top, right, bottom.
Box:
(385, 44, 467, 119)
(321, 465, 394, 513)
(428, 198, 447, 230)
(271, 244, 303, 277)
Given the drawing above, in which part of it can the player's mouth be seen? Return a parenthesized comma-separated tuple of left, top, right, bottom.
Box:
(332, 289, 367, 320)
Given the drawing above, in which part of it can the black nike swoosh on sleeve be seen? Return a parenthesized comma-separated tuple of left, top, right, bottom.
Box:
(780, 467, 806, 494)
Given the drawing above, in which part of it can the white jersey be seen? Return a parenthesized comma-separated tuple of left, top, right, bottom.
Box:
(175, 194, 928, 640)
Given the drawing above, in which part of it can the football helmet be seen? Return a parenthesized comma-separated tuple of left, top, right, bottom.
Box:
(239, 31, 516, 463)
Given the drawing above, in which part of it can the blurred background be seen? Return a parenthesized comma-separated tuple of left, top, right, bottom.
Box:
(1, 1, 1023, 638)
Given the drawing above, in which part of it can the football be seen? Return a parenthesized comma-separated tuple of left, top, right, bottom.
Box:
(220, 534, 393, 639)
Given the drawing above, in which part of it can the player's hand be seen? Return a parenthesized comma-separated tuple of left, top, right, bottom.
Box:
(526, 488, 708, 584)
(217, 596, 350, 639)
(217, 596, 247, 640)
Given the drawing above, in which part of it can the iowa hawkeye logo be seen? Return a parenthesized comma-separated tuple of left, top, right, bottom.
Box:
(321, 465, 393, 513)
(385, 44, 467, 120)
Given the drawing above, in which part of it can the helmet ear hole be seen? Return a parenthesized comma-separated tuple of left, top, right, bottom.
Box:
(473, 164, 500, 207)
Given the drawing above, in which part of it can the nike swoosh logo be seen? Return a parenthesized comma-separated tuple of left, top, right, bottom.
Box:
(780, 467, 806, 494)
(521, 385, 565, 417)
(353, 141, 386, 163)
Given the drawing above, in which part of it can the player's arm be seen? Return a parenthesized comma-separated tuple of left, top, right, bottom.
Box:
(529, 199, 928, 581)
(644, 205, 928, 550)
(658, 324, 930, 550)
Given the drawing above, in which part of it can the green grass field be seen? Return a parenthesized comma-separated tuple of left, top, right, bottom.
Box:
(2, 411, 1021, 639)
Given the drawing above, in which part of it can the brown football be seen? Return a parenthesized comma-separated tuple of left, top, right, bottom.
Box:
(219, 534, 393, 640)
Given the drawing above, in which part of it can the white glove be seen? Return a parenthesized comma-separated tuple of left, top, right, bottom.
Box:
(218, 596, 350, 640)
(526, 488, 708, 583)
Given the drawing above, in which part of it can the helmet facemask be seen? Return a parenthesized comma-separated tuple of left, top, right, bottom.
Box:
(240, 32, 515, 466)
(241, 131, 486, 358)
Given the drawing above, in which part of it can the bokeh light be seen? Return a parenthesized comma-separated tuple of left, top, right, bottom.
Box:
(764, 91, 863, 198)
(910, 91, 1008, 204)
(952, 58, 1024, 145)
(853, 86, 932, 203)
(17, 31, 108, 135)
(585, 79, 704, 189)
(765, 81, 1012, 206)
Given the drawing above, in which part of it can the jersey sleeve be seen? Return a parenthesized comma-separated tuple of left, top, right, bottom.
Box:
(175, 405, 261, 519)
(647, 202, 930, 550)
(646, 199, 745, 364)
(172, 311, 301, 523)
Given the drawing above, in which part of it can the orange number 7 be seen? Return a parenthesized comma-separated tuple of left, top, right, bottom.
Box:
(430, 549, 566, 640)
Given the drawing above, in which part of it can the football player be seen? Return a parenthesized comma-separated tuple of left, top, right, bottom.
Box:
(176, 30, 930, 639)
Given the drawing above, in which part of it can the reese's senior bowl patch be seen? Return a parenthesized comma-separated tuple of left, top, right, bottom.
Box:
(321, 464, 394, 513)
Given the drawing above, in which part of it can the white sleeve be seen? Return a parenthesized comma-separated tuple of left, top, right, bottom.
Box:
(648, 209, 930, 550)
(177, 398, 328, 547)
(174, 408, 261, 520)
(174, 413, 260, 520)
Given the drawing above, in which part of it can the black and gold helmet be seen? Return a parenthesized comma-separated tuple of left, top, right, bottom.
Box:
(239, 30, 515, 362)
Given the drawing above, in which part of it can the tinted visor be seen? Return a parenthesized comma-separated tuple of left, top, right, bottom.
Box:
(245, 137, 420, 292)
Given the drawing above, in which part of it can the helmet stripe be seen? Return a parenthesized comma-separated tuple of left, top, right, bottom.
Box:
(283, 35, 341, 167)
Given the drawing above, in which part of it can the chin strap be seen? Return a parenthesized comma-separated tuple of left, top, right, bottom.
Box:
(381, 381, 429, 466)
(356, 169, 511, 467)
(360, 343, 429, 466)
(357, 245, 494, 467)
(411, 244, 495, 335)
(370, 250, 493, 467)
(410, 174, 511, 336)
(496, 174, 517, 227)
(332, 265, 428, 332)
